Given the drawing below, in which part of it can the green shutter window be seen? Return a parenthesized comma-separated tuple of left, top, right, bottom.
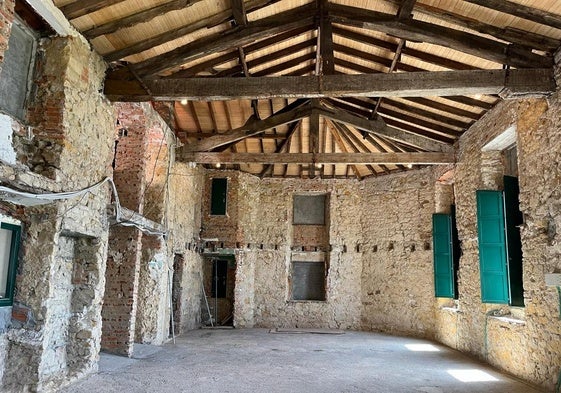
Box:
(210, 178, 227, 216)
(0, 223, 21, 307)
(476, 190, 509, 304)
(433, 214, 455, 298)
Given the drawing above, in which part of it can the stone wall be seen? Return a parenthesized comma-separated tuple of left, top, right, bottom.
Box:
(168, 163, 204, 333)
(360, 169, 436, 336)
(430, 94, 561, 391)
(203, 174, 363, 330)
(0, 28, 114, 392)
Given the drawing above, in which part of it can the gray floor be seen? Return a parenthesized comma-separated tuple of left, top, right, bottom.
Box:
(62, 328, 544, 393)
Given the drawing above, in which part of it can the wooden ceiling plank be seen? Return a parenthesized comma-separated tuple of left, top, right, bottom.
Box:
(84, 0, 205, 39)
(333, 26, 478, 71)
(382, 98, 473, 129)
(182, 99, 311, 152)
(252, 52, 316, 77)
(327, 121, 362, 180)
(463, 0, 561, 31)
(184, 133, 286, 139)
(61, 0, 127, 20)
(315, 102, 453, 152)
(377, 105, 463, 137)
(332, 122, 379, 176)
(382, 116, 455, 144)
(131, 4, 316, 77)
(330, 4, 552, 68)
(325, 98, 372, 118)
(166, 25, 312, 78)
(181, 151, 453, 165)
(403, 97, 482, 120)
(105, 69, 555, 101)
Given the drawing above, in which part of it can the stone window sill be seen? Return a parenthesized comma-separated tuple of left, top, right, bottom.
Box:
(287, 300, 327, 304)
(489, 315, 526, 325)
(440, 306, 461, 313)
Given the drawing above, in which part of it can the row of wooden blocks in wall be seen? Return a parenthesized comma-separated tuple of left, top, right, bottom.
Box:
(185, 241, 432, 253)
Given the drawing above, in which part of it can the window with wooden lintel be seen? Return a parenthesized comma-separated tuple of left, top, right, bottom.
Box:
(210, 178, 227, 216)
(0, 222, 21, 307)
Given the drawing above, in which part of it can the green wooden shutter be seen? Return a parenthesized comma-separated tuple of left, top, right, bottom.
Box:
(433, 214, 455, 298)
(210, 178, 227, 215)
(476, 190, 509, 304)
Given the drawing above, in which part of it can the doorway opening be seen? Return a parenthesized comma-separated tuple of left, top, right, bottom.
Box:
(203, 257, 235, 326)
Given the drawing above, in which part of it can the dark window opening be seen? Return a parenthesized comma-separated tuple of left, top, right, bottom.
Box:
(292, 261, 325, 301)
(210, 178, 227, 216)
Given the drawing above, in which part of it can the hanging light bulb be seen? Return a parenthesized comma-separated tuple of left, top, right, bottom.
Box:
(215, 163, 221, 168)
(180, 98, 188, 105)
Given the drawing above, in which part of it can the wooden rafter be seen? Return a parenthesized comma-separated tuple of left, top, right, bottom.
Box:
(384, 0, 560, 52)
(329, 3, 552, 68)
(104, 69, 555, 101)
(61, 0, 127, 20)
(83, 0, 205, 39)
(317, 0, 335, 76)
(333, 26, 479, 71)
(315, 101, 453, 152)
(463, 0, 561, 30)
(167, 25, 312, 78)
(129, 4, 316, 77)
(397, 0, 417, 19)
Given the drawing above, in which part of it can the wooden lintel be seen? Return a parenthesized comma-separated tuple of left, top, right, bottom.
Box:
(180, 152, 454, 165)
(104, 69, 555, 102)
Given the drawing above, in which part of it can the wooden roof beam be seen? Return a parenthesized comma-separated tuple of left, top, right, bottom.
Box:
(463, 0, 561, 31)
(181, 151, 455, 165)
(314, 102, 452, 152)
(333, 26, 479, 71)
(330, 3, 552, 68)
(383, 0, 560, 52)
(61, 0, 127, 20)
(104, 69, 556, 102)
(83, 0, 205, 39)
(129, 4, 316, 77)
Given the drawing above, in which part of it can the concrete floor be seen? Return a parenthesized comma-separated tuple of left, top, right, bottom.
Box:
(62, 329, 543, 393)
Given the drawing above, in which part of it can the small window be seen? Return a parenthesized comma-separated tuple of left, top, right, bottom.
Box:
(0, 223, 21, 307)
(210, 178, 227, 216)
(292, 261, 325, 301)
(293, 195, 326, 225)
(0, 17, 36, 119)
